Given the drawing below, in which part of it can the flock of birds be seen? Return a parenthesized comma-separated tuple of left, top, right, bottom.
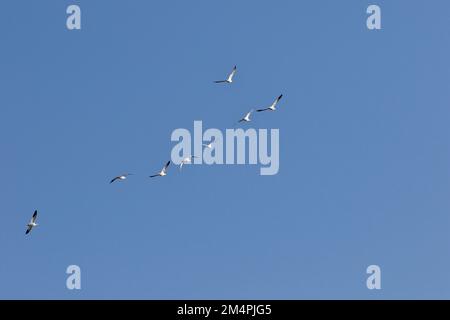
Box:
(24, 65, 284, 235)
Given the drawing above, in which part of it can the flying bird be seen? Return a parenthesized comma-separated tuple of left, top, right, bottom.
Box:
(25, 210, 38, 235)
(256, 94, 283, 112)
(238, 109, 254, 123)
(150, 161, 171, 178)
(214, 65, 237, 84)
(179, 156, 198, 171)
(202, 143, 213, 149)
(110, 173, 133, 184)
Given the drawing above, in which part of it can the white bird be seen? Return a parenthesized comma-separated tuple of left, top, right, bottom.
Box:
(256, 94, 283, 112)
(202, 143, 213, 149)
(214, 65, 237, 84)
(110, 173, 133, 184)
(238, 109, 254, 123)
(150, 161, 171, 178)
(179, 156, 198, 171)
(25, 210, 38, 235)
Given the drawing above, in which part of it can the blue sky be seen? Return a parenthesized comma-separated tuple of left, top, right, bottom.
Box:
(1, 0, 450, 299)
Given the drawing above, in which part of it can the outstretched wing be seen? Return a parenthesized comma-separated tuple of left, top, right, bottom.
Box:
(31, 210, 37, 223)
(163, 161, 171, 172)
(272, 94, 283, 107)
(110, 177, 119, 184)
(228, 66, 237, 81)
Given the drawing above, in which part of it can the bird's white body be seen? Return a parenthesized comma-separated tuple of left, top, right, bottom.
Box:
(150, 161, 171, 178)
(268, 98, 281, 110)
(110, 173, 133, 184)
(257, 95, 283, 113)
(25, 210, 38, 235)
(179, 156, 197, 171)
(203, 143, 213, 149)
(215, 66, 237, 84)
(182, 157, 193, 164)
(239, 110, 253, 123)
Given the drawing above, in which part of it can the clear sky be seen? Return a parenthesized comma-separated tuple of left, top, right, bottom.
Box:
(1, 0, 449, 299)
